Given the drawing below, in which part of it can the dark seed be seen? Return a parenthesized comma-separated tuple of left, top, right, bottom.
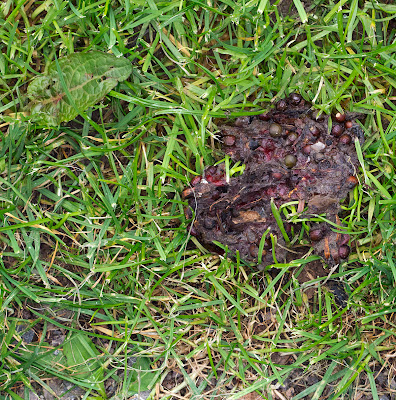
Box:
(338, 245, 350, 259)
(339, 134, 351, 145)
(203, 218, 216, 229)
(269, 123, 282, 138)
(284, 154, 297, 168)
(272, 172, 283, 180)
(290, 93, 302, 105)
(310, 126, 320, 137)
(346, 176, 358, 188)
(224, 135, 236, 146)
(302, 145, 311, 154)
(335, 112, 346, 122)
(276, 99, 287, 111)
(249, 139, 260, 150)
(331, 124, 344, 137)
(309, 229, 323, 241)
(258, 113, 271, 121)
(325, 139, 333, 146)
(345, 120, 353, 129)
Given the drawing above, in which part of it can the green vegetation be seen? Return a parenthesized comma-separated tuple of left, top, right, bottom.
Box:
(0, 0, 396, 398)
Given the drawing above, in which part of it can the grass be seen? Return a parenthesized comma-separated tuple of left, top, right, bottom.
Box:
(0, 0, 396, 399)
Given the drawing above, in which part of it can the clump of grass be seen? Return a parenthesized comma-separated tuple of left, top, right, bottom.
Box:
(1, 0, 396, 399)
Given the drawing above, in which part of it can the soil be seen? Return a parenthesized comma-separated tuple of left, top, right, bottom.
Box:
(184, 94, 364, 272)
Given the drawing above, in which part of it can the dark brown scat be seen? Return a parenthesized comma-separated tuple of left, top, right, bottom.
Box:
(186, 93, 364, 268)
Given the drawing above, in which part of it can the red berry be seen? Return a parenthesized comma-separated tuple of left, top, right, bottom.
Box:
(346, 176, 358, 188)
(335, 112, 346, 122)
(277, 99, 287, 111)
(338, 245, 350, 259)
(309, 229, 323, 241)
(339, 134, 351, 145)
(290, 93, 302, 105)
(310, 126, 320, 137)
(331, 124, 344, 137)
(345, 120, 353, 129)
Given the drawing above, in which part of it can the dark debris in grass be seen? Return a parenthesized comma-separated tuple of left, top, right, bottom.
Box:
(1, 0, 396, 399)
(186, 94, 362, 273)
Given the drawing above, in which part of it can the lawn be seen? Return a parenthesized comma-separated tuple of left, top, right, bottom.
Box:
(1, 0, 396, 399)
